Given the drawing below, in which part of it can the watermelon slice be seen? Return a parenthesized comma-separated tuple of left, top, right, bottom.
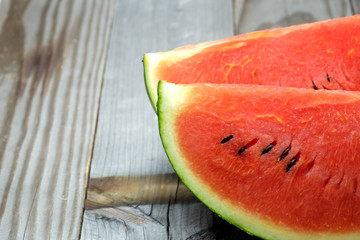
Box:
(145, 15, 360, 110)
(158, 81, 360, 240)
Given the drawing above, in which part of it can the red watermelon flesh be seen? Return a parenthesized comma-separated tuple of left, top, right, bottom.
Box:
(158, 81, 360, 239)
(145, 15, 360, 110)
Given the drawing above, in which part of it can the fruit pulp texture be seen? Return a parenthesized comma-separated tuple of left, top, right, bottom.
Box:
(158, 17, 360, 91)
(175, 85, 360, 232)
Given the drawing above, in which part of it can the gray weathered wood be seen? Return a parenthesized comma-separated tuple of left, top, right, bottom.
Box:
(233, 0, 352, 34)
(350, 0, 360, 13)
(0, 0, 114, 239)
(86, 174, 197, 208)
(81, 0, 233, 239)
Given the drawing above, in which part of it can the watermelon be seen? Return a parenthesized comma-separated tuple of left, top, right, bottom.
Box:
(144, 15, 360, 110)
(158, 81, 360, 240)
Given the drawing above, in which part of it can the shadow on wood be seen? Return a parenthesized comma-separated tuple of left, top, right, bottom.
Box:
(187, 214, 262, 240)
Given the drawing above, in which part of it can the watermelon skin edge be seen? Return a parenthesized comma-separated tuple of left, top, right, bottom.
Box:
(157, 80, 360, 240)
(144, 39, 226, 111)
(143, 53, 158, 111)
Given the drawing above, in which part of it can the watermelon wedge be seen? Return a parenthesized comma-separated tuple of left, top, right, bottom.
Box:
(158, 81, 360, 240)
(145, 15, 360, 110)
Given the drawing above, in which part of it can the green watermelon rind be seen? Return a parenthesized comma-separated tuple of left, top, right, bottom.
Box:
(157, 80, 360, 240)
(143, 53, 158, 111)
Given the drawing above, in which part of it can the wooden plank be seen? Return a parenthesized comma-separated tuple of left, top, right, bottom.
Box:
(233, 0, 353, 35)
(0, 0, 114, 239)
(81, 0, 233, 239)
(85, 174, 197, 208)
(350, 0, 360, 13)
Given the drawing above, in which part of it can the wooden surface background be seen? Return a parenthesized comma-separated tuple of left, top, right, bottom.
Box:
(0, 0, 114, 239)
(0, 0, 359, 239)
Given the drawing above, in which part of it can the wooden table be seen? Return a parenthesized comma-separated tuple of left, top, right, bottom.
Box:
(0, 0, 358, 239)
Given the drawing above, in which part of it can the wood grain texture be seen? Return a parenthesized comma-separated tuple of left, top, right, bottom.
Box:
(350, 0, 360, 13)
(233, 0, 353, 35)
(86, 174, 198, 209)
(81, 0, 233, 239)
(0, 0, 114, 239)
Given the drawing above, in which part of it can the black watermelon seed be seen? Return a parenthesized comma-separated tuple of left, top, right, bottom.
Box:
(279, 146, 290, 160)
(286, 153, 300, 172)
(221, 135, 233, 144)
(311, 81, 318, 90)
(238, 146, 247, 155)
(261, 142, 275, 155)
(286, 157, 297, 172)
(326, 73, 330, 82)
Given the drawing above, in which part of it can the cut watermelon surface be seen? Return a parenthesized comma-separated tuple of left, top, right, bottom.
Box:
(145, 15, 360, 110)
(158, 81, 360, 240)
